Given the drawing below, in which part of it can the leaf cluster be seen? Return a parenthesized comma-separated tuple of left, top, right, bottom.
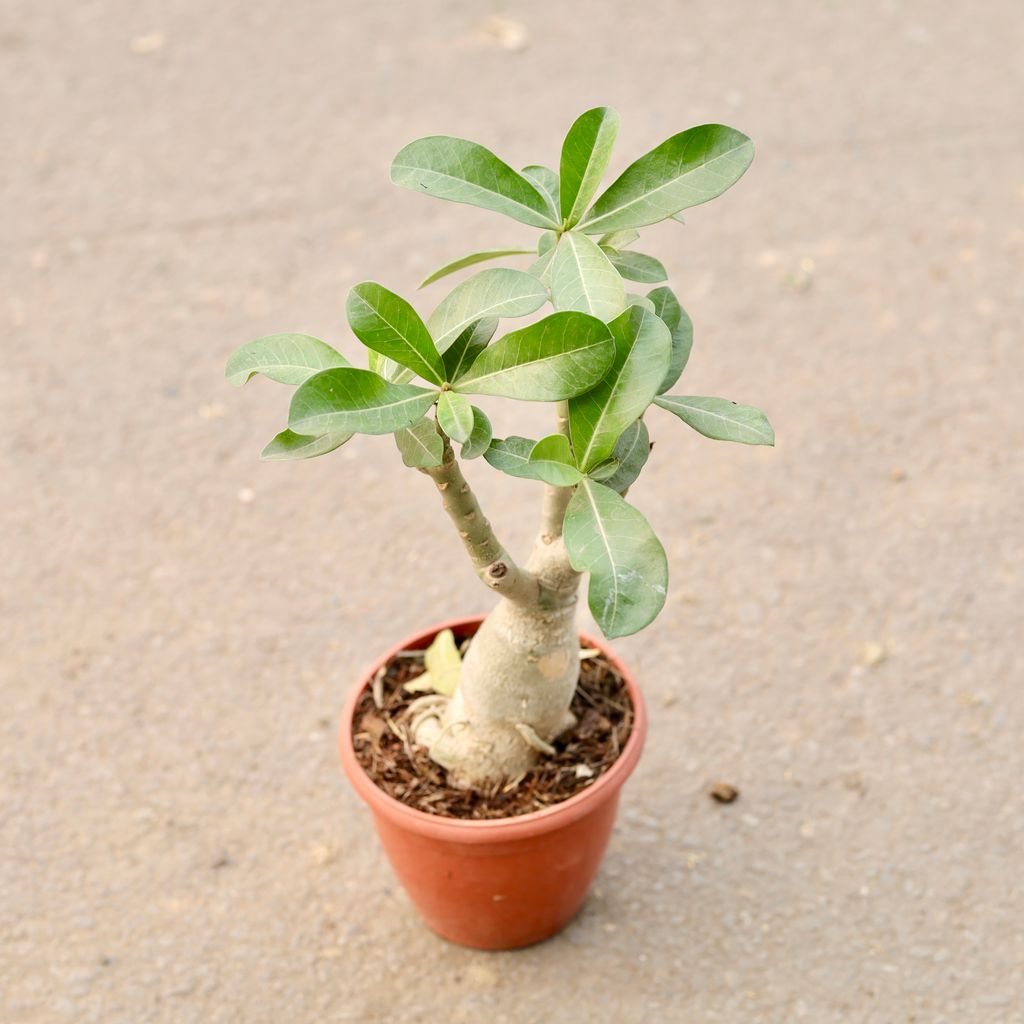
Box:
(226, 109, 773, 639)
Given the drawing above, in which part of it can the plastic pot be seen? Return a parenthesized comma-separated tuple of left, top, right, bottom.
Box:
(338, 614, 647, 950)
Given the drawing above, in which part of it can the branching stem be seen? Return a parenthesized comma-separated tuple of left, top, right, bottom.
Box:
(422, 437, 538, 605)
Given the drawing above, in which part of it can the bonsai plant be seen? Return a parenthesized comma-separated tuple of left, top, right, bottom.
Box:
(227, 107, 772, 947)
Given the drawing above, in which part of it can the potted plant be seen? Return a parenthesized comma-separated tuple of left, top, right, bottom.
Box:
(226, 108, 773, 949)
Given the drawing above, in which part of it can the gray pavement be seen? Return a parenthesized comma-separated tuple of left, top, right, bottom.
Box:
(2, 1, 1023, 1021)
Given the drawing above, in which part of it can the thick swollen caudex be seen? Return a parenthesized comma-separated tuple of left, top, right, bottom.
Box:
(417, 446, 583, 786)
(425, 593, 580, 785)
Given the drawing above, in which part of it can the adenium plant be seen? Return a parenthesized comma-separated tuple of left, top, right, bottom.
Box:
(227, 108, 773, 789)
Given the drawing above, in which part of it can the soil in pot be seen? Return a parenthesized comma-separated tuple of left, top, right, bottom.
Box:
(352, 636, 634, 819)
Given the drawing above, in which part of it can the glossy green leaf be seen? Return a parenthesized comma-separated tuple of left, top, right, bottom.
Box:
(427, 268, 547, 355)
(346, 283, 445, 385)
(598, 228, 639, 249)
(226, 334, 349, 387)
(580, 124, 754, 233)
(654, 395, 775, 445)
(289, 368, 437, 437)
(560, 106, 620, 227)
(522, 165, 560, 222)
(461, 406, 492, 460)
(568, 305, 670, 470)
(394, 417, 444, 467)
(528, 433, 583, 486)
(436, 390, 474, 443)
(604, 249, 667, 283)
(482, 436, 544, 480)
(550, 231, 626, 323)
(648, 286, 693, 394)
(601, 418, 650, 493)
(259, 429, 352, 461)
(418, 249, 536, 288)
(391, 136, 558, 229)
(441, 318, 498, 383)
(454, 312, 614, 401)
(563, 480, 668, 639)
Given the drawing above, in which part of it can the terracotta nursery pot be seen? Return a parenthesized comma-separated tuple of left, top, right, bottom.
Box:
(338, 614, 647, 950)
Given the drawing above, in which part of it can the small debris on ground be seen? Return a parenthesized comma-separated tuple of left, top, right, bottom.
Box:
(709, 782, 740, 804)
(473, 15, 529, 51)
(130, 32, 165, 56)
(860, 642, 887, 668)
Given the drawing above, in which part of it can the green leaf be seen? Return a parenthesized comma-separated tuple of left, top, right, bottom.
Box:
(528, 246, 557, 287)
(563, 480, 668, 639)
(587, 458, 620, 482)
(537, 230, 557, 256)
(560, 106, 620, 227)
(259, 429, 352, 461)
(461, 406, 492, 460)
(522, 165, 560, 221)
(418, 249, 536, 288)
(482, 436, 544, 480)
(441, 318, 498, 383)
(626, 292, 655, 312)
(391, 136, 558, 229)
(654, 395, 774, 445)
(528, 433, 583, 486)
(580, 124, 754, 233)
(568, 304, 670, 470)
(427, 268, 547, 355)
(436, 390, 474, 443)
(367, 348, 401, 383)
(601, 418, 650, 493)
(598, 228, 639, 249)
(424, 628, 462, 696)
(648, 286, 693, 394)
(346, 283, 445, 385)
(604, 249, 667, 284)
(394, 417, 445, 468)
(289, 368, 438, 437)
(550, 231, 626, 323)
(454, 311, 614, 401)
(226, 334, 349, 387)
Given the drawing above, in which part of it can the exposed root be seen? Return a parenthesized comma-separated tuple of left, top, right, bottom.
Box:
(515, 722, 557, 756)
(407, 693, 449, 747)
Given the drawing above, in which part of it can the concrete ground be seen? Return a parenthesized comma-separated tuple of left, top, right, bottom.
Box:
(3, 1, 1022, 1021)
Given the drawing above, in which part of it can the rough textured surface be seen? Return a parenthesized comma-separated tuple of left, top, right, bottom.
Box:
(2, 2, 1022, 1021)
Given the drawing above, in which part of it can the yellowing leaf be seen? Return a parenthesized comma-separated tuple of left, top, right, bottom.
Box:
(424, 629, 462, 696)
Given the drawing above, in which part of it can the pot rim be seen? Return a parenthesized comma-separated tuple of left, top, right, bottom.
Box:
(338, 614, 647, 844)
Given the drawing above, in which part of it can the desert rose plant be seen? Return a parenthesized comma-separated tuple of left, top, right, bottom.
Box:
(227, 107, 772, 790)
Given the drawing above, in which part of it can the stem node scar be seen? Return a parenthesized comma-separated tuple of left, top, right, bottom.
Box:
(488, 562, 508, 579)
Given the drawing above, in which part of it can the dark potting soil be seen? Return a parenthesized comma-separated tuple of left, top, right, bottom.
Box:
(351, 639, 634, 820)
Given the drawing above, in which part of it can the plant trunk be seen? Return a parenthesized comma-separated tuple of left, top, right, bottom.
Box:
(415, 427, 584, 790)
(414, 502, 582, 788)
